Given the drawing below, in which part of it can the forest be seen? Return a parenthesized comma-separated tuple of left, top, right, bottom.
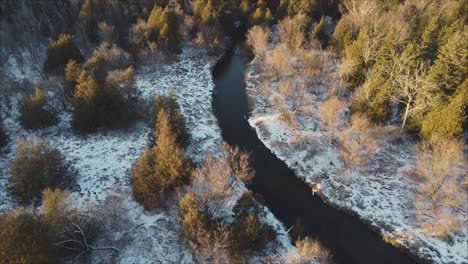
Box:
(0, 0, 466, 263)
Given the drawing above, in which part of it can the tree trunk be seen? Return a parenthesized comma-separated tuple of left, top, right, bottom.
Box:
(400, 103, 410, 134)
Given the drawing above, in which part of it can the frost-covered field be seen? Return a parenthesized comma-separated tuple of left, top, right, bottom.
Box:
(0, 45, 296, 263)
(245, 54, 467, 264)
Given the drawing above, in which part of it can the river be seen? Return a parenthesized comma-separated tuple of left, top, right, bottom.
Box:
(211, 41, 416, 264)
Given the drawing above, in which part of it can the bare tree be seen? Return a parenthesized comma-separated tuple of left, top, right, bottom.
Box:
(389, 59, 434, 133)
(191, 154, 235, 216)
(192, 223, 231, 264)
(224, 144, 254, 184)
(414, 135, 466, 238)
(246, 25, 271, 60)
(265, 43, 293, 77)
(40, 189, 120, 262)
(320, 95, 346, 140)
(338, 114, 379, 170)
(278, 13, 308, 54)
(341, 0, 379, 30)
(98, 21, 116, 43)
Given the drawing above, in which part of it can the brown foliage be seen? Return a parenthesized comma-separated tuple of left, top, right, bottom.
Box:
(414, 135, 465, 238)
(9, 139, 75, 204)
(338, 114, 379, 169)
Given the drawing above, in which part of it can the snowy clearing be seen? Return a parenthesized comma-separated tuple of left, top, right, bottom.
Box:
(0, 45, 296, 263)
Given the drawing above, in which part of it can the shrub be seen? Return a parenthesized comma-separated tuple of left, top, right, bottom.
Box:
(19, 88, 57, 130)
(9, 139, 75, 204)
(246, 25, 271, 60)
(278, 13, 309, 53)
(228, 191, 276, 262)
(414, 135, 465, 238)
(179, 192, 230, 263)
(338, 114, 379, 170)
(132, 110, 191, 209)
(295, 237, 333, 264)
(0, 209, 58, 264)
(44, 34, 84, 73)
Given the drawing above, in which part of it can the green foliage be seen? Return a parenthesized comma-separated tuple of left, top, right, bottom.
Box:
(341, 29, 369, 88)
(71, 54, 137, 134)
(352, 79, 392, 123)
(313, 16, 328, 48)
(19, 88, 57, 130)
(420, 81, 467, 139)
(428, 28, 467, 95)
(152, 93, 190, 149)
(0, 210, 58, 264)
(44, 34, 83, 73)
(330, 19, 354, 56)
(9, 139, 75, 204)
(228, 191, 276, 262)
(417, 17, 440, 62)
(147, 6, 181, 52)
(132, 110, 191, 210)
(287, 0, 315, 16)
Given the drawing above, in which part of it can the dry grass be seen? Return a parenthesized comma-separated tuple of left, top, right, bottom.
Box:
(294, 237, 333, 264)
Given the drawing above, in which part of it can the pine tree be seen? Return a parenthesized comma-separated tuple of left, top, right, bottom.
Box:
(418, 17, 439, 62)
(152, 93, 189, 149)
(132, 110, 191, 210)
(146, 6, 181, 52)
(44, 34, 83, 73)
(330, 19, 354, 56)
(313, 16, 328, 48)
(420, 81, 467, 139)
(428, 29, 467, 95)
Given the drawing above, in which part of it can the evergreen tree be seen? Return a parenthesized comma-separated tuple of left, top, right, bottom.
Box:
(19, 88, 57, 130)
(330, 19, 354, 56)
(152, 93, 190, 149)
(428, 29, 467, 95)
(420, 81, 467, 139)
(132, 110, 191, 210)
(147, 6, 181, 52)
(44, 34, 83, 73)
(418, 17, 440, 62)
(313, 16, 328, 48)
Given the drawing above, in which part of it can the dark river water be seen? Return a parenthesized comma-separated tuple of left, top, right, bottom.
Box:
(211, 42, 416, 264)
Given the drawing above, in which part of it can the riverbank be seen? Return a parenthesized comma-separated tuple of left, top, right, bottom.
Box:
(0, 44, 297, 263)
(245, 49, 467, 263)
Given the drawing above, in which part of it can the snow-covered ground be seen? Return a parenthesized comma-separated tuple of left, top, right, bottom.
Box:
(245, 52, 468, 264)
(0, 45, 297, 263)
